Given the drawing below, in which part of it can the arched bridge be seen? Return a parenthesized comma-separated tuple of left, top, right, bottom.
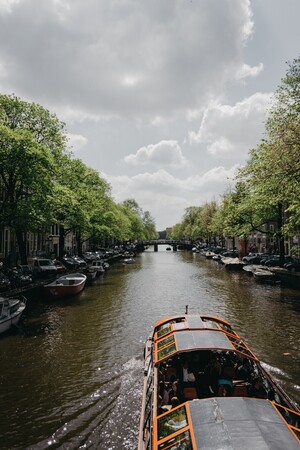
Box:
(137, 240, 194, 252)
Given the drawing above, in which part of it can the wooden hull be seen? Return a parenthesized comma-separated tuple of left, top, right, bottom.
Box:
(43, 273, 87, 298)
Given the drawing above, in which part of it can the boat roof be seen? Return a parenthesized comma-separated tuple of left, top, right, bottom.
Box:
(153, 397, 300, 450)
(153, 315, 257, 364)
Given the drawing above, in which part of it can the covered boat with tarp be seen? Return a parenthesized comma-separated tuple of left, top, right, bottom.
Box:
(138, 313, 300, 449)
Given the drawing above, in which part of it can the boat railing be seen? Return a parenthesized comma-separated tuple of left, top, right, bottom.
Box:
(273, 401, 300, 441)
(140, 350, 154, 450)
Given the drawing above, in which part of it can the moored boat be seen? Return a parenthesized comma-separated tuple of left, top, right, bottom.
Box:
(82, 266, 98, 283)
(123, 257, 135, 264)
(0, 295, 27, 334)
(220, 256, 245, 270)
(253, 267, 280, 283)
(43, 273, 87, 298)
(242, 264, 265, 276)
(138, 313, 300, 449)
(90, 260, 105, 277)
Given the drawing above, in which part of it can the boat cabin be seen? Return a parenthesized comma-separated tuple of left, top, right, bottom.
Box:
(153, 397, 300, 449)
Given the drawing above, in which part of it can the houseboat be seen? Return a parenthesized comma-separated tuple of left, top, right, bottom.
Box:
(138, 313, 300, 449)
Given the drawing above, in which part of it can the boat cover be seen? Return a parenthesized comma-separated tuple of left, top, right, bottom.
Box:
(175, 329, 235, 352)
(189, 397, 299, 449)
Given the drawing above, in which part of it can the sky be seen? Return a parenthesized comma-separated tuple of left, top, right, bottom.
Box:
(0, 0, 299, 231)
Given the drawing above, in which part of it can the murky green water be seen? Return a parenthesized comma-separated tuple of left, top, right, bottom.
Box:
(1, 247, 299, 449)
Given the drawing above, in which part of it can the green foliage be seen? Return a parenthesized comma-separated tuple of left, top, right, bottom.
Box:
(142, 211, 158, 240)
(173, 56, 300, 247)
(0, 124, 55, 230)
(0, 94, 157, 256)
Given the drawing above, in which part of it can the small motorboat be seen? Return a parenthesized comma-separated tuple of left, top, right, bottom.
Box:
(221, 256, 245, 270)
(123, 258, 135, 264)
(253, 268, 280, 283)
(82, 266, 98, 284)
(0, 295, 27, 334)
(43, 273, 87, 298)
(90, 260, 105, 277)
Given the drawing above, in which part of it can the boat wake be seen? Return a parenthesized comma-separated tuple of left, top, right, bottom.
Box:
(26, 357, 143, 450)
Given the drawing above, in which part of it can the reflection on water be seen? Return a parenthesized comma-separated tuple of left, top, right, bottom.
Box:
(0, 247, 299, 449)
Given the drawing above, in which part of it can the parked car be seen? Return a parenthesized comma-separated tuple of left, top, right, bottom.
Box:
(0, 271, 11, 292)
(61, 256, 79, 270)
(51, 259, 67, 274)
(242, 253, 266, 264)
(222, 250, 239, 258)
(72, 256, 87, 268)
(32, 258, 57, 279)
(263, 255, 294, 267)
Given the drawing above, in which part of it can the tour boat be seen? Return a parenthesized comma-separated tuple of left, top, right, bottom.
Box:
(0, 295, 27, 334)
(43, 273, 87, 298)
(138, 313, 300, 449)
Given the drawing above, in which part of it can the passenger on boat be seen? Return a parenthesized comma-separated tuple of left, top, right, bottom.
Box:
(203, 356, 223, 395)
(248, 376, 268, 399)
(159, 381, 169, 405)
(170, 396, 180, 408)
(177, 359, 196, 385)
(236, 358, 253, 381)
(217, 378, 234, 397)
(168, 380, 184, 403)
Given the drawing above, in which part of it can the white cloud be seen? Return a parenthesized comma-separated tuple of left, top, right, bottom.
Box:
(0, 0, 254, 121)
(67, 133, 88, 154)
(124, 140, 189, 168)
(1, 0, 299, 229)
(235, 62, 264, 80)
(0, 0, 20, 14)
(105, 165, 239, 228)
(189, 92, 272, 161)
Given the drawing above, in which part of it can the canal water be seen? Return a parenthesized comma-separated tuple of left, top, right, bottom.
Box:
(1, 247, 300, 450)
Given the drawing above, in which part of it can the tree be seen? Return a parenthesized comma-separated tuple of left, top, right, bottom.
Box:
(142, 211, 158, 240)
(236, 57, 300, 263)
(52, 157, 111, 255)
(0, 126, 55, 263)
(120, 200, 145, 240)
(0, 94, 67, 263)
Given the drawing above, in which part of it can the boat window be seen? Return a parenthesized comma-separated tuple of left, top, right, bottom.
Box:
(202, 319, 219, 329)
(157, 325, 172, 339)
(0, 303, 3, 315)
(173, 322, 186, 330)
(157, 430, 192, 450)
(157, 406, 188, 441)
(157, 343, 176, 361)
(202, 318, 233, 333)
(227, 334, 257, 359)
(157, 335, 175, 350)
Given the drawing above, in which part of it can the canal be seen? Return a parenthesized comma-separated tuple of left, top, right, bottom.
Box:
(1, 247, 300, 449)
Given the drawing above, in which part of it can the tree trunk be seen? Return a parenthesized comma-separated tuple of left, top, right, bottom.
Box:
(15, 228, 27, 265)
(278, 203, 285, 267)
(59, 225, 65, 258)
(76, 233, 82, 256)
